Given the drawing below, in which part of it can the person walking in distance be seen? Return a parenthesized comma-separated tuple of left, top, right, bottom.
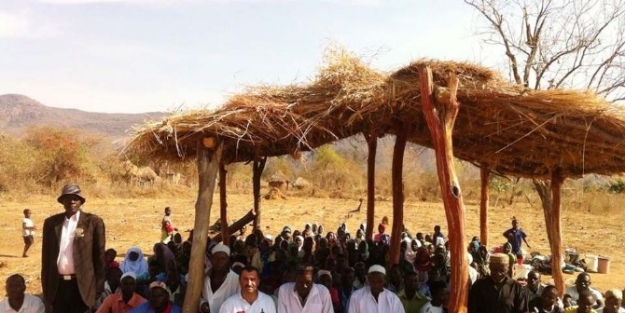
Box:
(22, 208, 36, 258)
(41, 184, 106, 313)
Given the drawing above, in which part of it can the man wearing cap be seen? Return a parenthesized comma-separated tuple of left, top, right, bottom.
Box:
(200, 244, 240, 313)
(41, 184, 106, 313)
(219, 266, 276, 313)
(277, 264, 332, 313)
(468, 253, 529, 313)
(128, 281, 181, 313)
(347, 265, 405, 313)
(96, 272, 147, 313)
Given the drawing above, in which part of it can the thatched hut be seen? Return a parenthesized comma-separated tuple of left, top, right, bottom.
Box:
(126, 49, 625, 313)
(293, 177, 311, 189)
(267, 171, 288, 191)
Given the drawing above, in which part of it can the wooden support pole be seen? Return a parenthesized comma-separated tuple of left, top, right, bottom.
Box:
(480, 166, 490, 246)
(252, 157, 267, 231)
(550, 169, 565, 297)
(419, 66, 468, 313)
(211, 209, 257, 243)
(219, 164, 229, 246)
(389, 125, 407, 265)
(533, 169, 565, 297)
(365, 132, 377, 242)
(182, 140, 222, 313)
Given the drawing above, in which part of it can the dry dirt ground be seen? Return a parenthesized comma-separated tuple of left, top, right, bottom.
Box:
(1, 191, 623, 296)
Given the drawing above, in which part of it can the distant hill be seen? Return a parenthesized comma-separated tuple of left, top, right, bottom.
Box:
(0, 94, 164, 139)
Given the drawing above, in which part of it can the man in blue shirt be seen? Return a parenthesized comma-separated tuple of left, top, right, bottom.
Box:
(503, 217, 531, 260)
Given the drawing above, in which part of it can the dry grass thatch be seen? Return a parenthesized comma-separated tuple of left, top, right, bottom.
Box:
(127, 48, 625, 179)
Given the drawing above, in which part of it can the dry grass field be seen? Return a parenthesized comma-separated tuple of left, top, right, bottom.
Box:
(1, 188, 623, 297)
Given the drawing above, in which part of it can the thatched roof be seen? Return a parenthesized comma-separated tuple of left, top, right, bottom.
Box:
(268, 171, 288, 183)
(127, 50, 625, 179)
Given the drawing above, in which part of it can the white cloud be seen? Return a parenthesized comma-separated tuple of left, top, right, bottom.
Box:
(0, 10, 58, 38)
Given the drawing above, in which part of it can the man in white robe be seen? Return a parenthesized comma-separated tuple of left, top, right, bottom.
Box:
(219, 266, 276, 313)
(200, 244, 240, 313)
(277, 265, 332, 313)
(348, 265, 405, 313)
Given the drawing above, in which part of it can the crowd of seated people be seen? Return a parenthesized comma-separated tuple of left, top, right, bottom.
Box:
(6, 214, 625, 313)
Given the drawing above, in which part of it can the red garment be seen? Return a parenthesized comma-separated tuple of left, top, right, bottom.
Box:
(156, 303, 172, 313)
(107, 260, 120, 268)
(329, 287, 341, 311)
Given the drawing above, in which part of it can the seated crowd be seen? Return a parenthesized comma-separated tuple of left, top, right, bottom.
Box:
(5, 216, 625, 313)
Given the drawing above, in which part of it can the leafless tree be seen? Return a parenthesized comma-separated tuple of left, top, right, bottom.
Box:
(465, 0, 625, 101)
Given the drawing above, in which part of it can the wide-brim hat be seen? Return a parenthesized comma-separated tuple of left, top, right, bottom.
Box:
(57, 184, 86, 204)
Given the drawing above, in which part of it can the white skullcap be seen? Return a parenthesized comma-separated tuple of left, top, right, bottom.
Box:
(232, 262, 245, 269)
(212, 243, 231, 256)
(318, 269, 332, 279)
(120, 271, 136, 281)
(368, 264, 386, 275)
(265, 235, 273, 241)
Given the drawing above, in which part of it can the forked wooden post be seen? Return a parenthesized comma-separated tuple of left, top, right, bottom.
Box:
(389, 125, 408, 265)
(252, 157, 267, 230)
(182, 139, 222, 313)
(480, 166, 490, 246)
(365, 132, 378, 242)
(219, 163, 229, 246)
(533, 169, 565, 297)
(419, 66, 468, 313)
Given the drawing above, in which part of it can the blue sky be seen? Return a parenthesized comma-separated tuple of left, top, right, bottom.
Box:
(0, 0, 500, 113)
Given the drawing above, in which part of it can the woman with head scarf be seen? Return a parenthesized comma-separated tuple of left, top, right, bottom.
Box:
(149, 243, 175, 274)
(294, 235, 305, 257)
(120, 246, 149, 277)
(475, 245, 491, 277)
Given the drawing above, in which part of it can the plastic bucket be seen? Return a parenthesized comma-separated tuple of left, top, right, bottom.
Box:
(597, 257, 610, 274)
(585, 254, 599, 272)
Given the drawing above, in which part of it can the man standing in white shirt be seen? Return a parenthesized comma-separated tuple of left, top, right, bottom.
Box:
(348, 265, 405, 313)
(41, 184, 106, 313)
(200, 244, 240, 313)
(277, 264, 333, 313)
(219, 266, 277, 313)
(0, 274, 45, 313)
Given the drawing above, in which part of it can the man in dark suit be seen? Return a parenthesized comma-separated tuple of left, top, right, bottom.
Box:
(41, 184, 106, 313)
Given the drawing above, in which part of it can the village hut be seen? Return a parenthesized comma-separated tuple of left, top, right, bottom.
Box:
(292, 177, 311, 190)
(267, 171, 288, 191)
(126, 49, 625, 313)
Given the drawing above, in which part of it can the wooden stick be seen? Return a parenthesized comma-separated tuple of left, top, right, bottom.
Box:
(480, 166, 490, 246)
(182, 141, 222, 313)
(419, 66, 468, 313)
(365, 132, 377, 242)
(211, 209, 256, 243)
(219, 164, 229, 246)
(252, 157, 267, 231)
(389, 125, 407, 265)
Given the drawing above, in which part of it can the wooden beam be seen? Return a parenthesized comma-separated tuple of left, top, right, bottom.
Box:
(219, 164, 229, 246)
(365, 132, 377, 242)
(480, 166, 490, 246)
(252, 157, 267, 230)
(211, 209, 256, 243)
(182, 141, 222, 313)
(419, 66, 468, 313)
(389, 125, 407, 265)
